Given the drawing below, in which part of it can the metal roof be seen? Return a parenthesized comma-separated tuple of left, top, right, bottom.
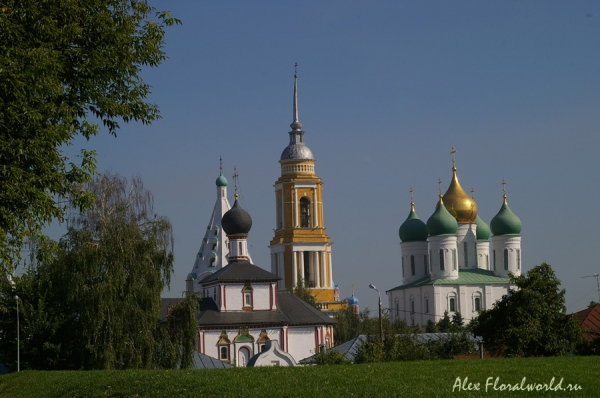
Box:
(387, 268, 511, 292)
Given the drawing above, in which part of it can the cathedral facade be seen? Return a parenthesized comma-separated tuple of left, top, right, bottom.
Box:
(387, 149, 522, 326)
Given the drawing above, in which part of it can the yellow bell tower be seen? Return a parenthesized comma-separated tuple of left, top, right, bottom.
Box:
(269, 65, 343, 312)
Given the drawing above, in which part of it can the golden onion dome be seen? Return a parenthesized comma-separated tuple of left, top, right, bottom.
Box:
(442, 167, 478, 223)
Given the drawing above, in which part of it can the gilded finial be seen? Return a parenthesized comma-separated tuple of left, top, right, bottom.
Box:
(471, 187, 475, 199)
(219, 156, 223, 174)
(451, 146, 457, 172)
(233, 166, 239, 199)
(352, 283, 355, 295)
(438, 178, 442, 197)
(409, 187, 415, 211)
(502, 178, 507, 204)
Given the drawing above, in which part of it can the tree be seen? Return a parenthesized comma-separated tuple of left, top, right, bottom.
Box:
(437, 311, 452, 333)
(471, 263, 582, 357)
(0, 173, 194, 370)
(292, 278, 319, 309)
(0, 1, 180, 274)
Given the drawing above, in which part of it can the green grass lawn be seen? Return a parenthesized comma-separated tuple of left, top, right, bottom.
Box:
(0, 357, 597, 397)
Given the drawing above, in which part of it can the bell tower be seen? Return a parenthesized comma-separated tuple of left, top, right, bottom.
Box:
(269, 65, 342, 311)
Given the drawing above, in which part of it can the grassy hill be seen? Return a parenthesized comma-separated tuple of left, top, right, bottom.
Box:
(0, 356, 597, 397)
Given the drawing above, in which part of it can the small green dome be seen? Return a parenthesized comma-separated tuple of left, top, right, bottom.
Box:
(491, 199, 521, 235)
(216, 173, 228, 187)
(399, 205, 428, 242)
(427, 198, 458, 236)
(474, 214, 490, 240)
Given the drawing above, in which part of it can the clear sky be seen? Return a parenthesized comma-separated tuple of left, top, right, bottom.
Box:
(57, 1, 600, 314)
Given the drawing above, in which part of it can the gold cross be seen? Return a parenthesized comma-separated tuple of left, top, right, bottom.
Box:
(233, 166, 239, 198)
(409, 186, 414, 203)
(502, 178, 507, 197)
(451, 146, 456, 170)
(294, 62, 298, 78)
(471, 187, 475, 199)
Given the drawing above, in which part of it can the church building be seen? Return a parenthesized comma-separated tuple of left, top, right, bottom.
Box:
(269, 67, 344, 312)
(195, 193, 336, 366)
(387, 148, 522, 326)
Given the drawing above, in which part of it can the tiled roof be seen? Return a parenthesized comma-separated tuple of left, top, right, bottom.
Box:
(200, 260, 280, 284)
(387, 268, 512, 292)
(196, 292, 336, 328)
(573, 305, 600, 332)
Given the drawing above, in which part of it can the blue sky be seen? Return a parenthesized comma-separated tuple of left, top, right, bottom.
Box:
(57, 1, 600, 314)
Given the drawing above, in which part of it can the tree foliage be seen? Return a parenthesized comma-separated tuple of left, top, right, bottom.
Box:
(471, 262, 582, 357)
(292, 278, 319, 309)
(0, 173, 194, 370)
(0, 0, 179, 273)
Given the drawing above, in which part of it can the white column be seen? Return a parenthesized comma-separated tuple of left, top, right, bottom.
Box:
(292, 251, 297, 287)
(320, 251, 326, 288)
(278, 252, 284, 290)
(313, 188, 318, 227)
(299, 251, 305, 283)
(314, 251, 320, 287)
(294, 188, 298, 227)
(327, 251, 333, 287)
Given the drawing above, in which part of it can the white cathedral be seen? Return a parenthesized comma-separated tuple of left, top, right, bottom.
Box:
(387, 149, 522, 326)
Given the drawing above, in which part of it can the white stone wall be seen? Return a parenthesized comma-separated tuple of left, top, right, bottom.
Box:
(388, 283, 513, 326)
(200, 326, 319, 366)
(287, 327, 317, 362)
(252, 284, 271, 310)
(456, 223, 477, 269)
(491, 235, 522, 277)
(428, 235, 459, 280)
(224, 283, 243, 310)
(400, 241, 429, 284)
(476, 240, 490, 270)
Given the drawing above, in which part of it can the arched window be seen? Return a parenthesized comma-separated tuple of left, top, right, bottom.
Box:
(212, 243, 217, 251)
(424, 255, 428, 275)
(517, 249, 521, 270)
(218, 331, 231, 362)
(210, 258, 215, 267)
(395, 298, 399, 316)
(401, 257, 405, 277)
(424, 295, 429, 314)
(439, 249, 445, 271)
(300, 197, 311, 227)
(464, 242, 469, 267)
(504, 249, 509, 270)
(410, 255, 415, 276)
(474, 297, 481, 312)
(493, 250, 496, 271)
(410, 300, 415, 315)
(242, 285, 253, 309)
(449, 297, 456, 312)
(453, 249, 457, 270)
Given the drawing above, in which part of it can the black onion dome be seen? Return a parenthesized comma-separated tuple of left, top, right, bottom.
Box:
(222, 198, 252, 235)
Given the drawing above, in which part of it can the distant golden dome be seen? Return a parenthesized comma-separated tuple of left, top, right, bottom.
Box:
(442, 168, 478, 223)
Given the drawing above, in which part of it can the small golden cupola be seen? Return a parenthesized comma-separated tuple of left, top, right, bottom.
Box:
(442, 146, 478, 223)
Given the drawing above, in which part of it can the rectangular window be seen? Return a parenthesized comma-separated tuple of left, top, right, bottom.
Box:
(449, 298, 456, 312)
(410, 256, 415, 276)
(504, 249, 509, 270)
(439, 249, 445, 271)
(464, 242, 468, 267)
(474, 297, 481, 312)
(220, 346, 229, 360)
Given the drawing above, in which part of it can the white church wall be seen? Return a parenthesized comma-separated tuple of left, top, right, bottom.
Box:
(224, 283, 243, 310)
(287, 327, 317, 362)
(456, 223, 477, 269)
(252, 284, 271, 310)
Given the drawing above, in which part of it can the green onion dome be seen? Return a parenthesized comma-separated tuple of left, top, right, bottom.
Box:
(216, 172, 228, 187)
(427, 196, 458, 236)
(474, 214, 491, 240)
(490, 196, 521, 235)
(399, 203, 428, 242)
